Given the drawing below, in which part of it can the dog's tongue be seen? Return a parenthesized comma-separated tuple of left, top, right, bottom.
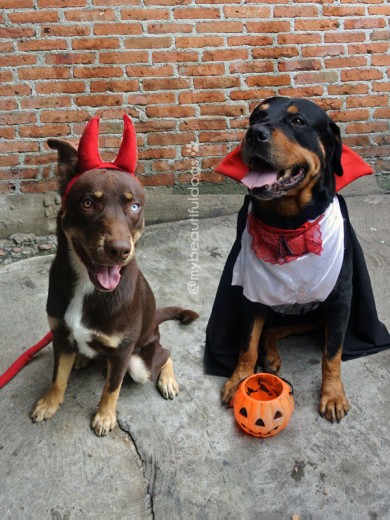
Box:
(241, 169, 278, 189)
(95, 265, 121, 290)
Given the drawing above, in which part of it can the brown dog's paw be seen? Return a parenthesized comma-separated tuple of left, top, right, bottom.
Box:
(31, 395, 61, 422)
(319, 385, 350, 423)
(73, 354, 90, 370)
(157, 358, 179, 399)
(91, 411, 117, 437)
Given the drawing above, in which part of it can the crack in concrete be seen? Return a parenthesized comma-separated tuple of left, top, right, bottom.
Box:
(117, 418, 155, 519)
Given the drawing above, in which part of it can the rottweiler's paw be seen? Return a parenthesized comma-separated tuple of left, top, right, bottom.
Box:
(91, 411, 117, 437)
(221, 379, 238, 408)
(157, 374, 179, 400)
(31, 396, 61, 422)
(319, 387, 350, 423)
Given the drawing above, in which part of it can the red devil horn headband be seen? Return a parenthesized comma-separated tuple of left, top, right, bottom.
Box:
(62, 114, 138, 207)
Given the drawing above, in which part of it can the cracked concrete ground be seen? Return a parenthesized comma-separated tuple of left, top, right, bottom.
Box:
(0, 177, 389, 519)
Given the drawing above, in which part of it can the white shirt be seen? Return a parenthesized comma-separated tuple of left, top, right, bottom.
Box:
(232, 197, 345, 314)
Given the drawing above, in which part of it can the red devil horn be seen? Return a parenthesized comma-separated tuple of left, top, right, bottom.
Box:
(113, 114, 137, 175)
(77, 116, 103, 173)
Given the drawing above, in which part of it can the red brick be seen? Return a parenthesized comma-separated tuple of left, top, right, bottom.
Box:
(252, 47, 299, 59)
(127, 92, 176, 105)
(18, 39, 67, 52)
(42, 25, 91, 37)
(18, 67, 70, 81)
(138, 173, 175, 187)
(346, 122, 388, 134)
(0, 28, 35, 39)
(202, 49, 248, 62)
(73, 66, 123, 79)
(278, 33, 322, 45)
(90, 79, 139, 93)
(72, 38, 119, 50)
(36, 81, 85, 94)
(341, 69, 384, 82)
(20, 179, 59, 193)
(46, 53, 95, 65)
(0, 112, 36, 125)
(328, 84, 369, 96)
(278, 86, 324, 98)
(123, 36, 172, 49)
(199, 131, 244, 144)
(325, 56, 367, 69)
(278, 59, 321, 72)
(274, 5, 319, 17)
(246, 75, 291, 87)
(228, 35, 274, 47)
(19, 124, 70, 139)
(200, 105, 246, 117)
(175, 36, 224, 48)
(196, 21, 244, 33)
(65, 8, 116, 21)
(147, 132, 196, 146)
(294, 71, 339, 85)
(152, 50, 199, 63)
(121, 8, 170, 20)
(146, 106, 196, 118)
(0, 182, 17, 195)
(2, 0, 33, 7)
(193, 77, 240, 89)
(0, 142, 39, 154)
(94, 23, 142, 36)
(126, 65, 174, 77)
(100, 51, 149, 64)
(40, 110, 90, 123)
(328, 109, 370, 123)
(179, 63, 225, 76)
(21, 97, 72, 109)
(179, 91, 225, 104)
(346, 95, 389, 108)
(371, 55, 390, 67)
(348, 42, 389, 55)
(147, 22, 193, 34)
(323, 6, 366, 16)
(38, 0, 86, 6)
(230, 61, 274, 74)
(9, 11, 59, 23)
(229, 89, 275, 102)
(294, 19, 340, 31)
(143, 78, 191, 91)
(344, 18, 386, 30)
(247, 21, 291, 33)
(179, 118, 227, 131)
(75, 95, 124, 107)
(301, 45, 345, 58)
(324, 31, 366, 44)
(138, 147, 176, 160)
(0, 85, 31, 97)
(174, 7, 220, 19)
(224, 6, 270, 17)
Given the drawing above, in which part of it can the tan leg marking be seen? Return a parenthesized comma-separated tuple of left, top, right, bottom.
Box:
(157, 357, 179, 400)
(91, 363, 121, 436)
(262, 322, 321, 373)
(221, 314, 265, 407)
(31, 351, 76, 422)
(319, 348, 350, 422)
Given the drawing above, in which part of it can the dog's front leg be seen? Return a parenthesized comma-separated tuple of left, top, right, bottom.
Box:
(92, 359, 127, 437)
(221, 312, 266, 407)
(31, 347, 76, 422)
(319, 317, 350, 422)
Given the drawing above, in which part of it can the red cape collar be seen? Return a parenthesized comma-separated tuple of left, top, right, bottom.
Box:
(214, 144, 373, 192)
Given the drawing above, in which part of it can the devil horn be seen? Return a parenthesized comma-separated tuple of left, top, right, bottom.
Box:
(113, 114, 138, 175)
(77, 116, 103, 173)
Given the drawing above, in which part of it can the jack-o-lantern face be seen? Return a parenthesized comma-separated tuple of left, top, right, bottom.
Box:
(233, 373, 294, 438)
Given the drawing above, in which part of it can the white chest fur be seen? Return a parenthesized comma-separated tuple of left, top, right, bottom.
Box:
(64, 252, 96, 358)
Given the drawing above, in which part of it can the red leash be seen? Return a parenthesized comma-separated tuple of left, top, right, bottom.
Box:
(0, 331, 53, 389)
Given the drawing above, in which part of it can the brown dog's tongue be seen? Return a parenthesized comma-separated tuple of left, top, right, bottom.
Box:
(241, 169, 278, 189)
(95, 265, 121, 290)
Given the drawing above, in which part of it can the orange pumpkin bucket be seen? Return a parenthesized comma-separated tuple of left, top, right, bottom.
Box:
(233, 373, 294, 438)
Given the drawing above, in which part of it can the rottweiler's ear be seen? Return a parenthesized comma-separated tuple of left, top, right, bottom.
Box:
(328, 120, 343, 176)
(47, 139, 79, 195)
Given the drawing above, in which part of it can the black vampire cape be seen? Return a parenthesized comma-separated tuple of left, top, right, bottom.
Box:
(204, 194, 390, 377)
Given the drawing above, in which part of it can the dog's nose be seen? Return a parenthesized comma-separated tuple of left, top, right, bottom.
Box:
(246, 125, 271, 144)
(104, 239, 131, 262)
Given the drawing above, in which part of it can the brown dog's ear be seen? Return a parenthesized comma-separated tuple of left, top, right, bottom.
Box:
(47, 139, 78, 195)
(328, 120, 343, 177)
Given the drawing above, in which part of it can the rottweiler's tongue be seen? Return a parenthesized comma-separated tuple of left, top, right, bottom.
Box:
(241, 169, 278, 189)
(95, 265, 121, 290)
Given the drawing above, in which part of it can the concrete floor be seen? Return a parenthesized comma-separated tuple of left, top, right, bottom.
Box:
(0, 177, 389, 520)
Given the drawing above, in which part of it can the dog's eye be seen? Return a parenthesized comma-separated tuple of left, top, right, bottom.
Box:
(130, 203, 140, 212)
(291, 117, 305, 126)
(81, 198, 93, 210)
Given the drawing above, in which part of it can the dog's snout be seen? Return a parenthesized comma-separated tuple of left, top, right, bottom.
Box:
(247, 125, 271, 144)
(104, 239, 131, 262)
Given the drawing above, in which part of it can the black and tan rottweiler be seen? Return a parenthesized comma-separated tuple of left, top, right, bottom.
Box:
(205, 96, 390, 423)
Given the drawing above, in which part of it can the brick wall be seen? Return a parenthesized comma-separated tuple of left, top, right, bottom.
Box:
(0, 0, 389, 195)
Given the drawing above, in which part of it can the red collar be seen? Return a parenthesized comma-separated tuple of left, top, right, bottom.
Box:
(247, 212, 323, 265)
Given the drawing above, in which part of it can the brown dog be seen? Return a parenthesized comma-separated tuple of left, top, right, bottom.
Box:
(31, 116, 198, 436)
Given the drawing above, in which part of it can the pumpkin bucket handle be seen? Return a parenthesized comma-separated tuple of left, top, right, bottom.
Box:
(279, 376, 294, 396)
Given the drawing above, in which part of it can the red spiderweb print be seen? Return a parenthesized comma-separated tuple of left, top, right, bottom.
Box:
(247, 213, 323, 265)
